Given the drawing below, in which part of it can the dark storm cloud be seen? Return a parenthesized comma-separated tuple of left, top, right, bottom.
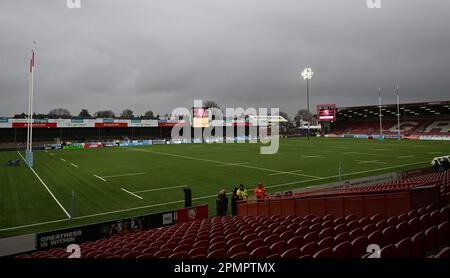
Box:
(0, 0, 449, 118)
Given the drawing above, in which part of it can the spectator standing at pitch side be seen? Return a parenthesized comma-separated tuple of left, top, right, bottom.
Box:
(254, 182, 266, 199)
(236, 184, 248, 201)
(231, 187, 239, 216)
(216, 189, 228, 216)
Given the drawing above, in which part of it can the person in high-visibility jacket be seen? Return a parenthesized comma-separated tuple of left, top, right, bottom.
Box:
(254, 182, 266, 199)
(236, 184, 248, 201)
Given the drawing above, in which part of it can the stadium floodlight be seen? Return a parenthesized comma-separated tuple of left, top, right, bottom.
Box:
(301, 68, 313, 140)
(396, 84, 401, 140)
(26, 43, 36, 167)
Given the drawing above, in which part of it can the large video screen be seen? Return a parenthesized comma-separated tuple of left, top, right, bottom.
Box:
(192, 108, 209, 128)
(317, 104, 336, 122)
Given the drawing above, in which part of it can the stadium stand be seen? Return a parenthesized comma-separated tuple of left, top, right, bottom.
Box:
(17, 170, 450, 258)
(331, 120, 450, 137)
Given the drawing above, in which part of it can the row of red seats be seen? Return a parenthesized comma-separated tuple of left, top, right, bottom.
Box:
(17, 205, 449, 258)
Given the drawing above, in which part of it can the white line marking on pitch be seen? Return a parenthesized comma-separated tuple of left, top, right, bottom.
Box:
(133, 184, 187, 194)
(269, 170, 303, 176)
(1, 159, 431, 232)
(373, 149, 390, 151)
(398, 155, 414, 158)
(355, 160, 387, 164)
(102, 172, 146, 178)
(126, 147, 321, 179)
(70, 163, 79, 168)
(17, 151, 71, 219)
(342, 152, 359, 155)
(60, 158, 66, 162)
(49, 153, 55, 156)
(301, 155, 325, 159)
(428, 152, 442, 154)
(94, 175, 107, 182)
(216, 162, 249, 167)
(121, 188, 143, 199)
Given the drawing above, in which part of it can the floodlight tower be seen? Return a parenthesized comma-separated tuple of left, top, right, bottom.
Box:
(396, 84, 401, 140)
(26, 43, 36, 167)
(301, 68, 314, 140)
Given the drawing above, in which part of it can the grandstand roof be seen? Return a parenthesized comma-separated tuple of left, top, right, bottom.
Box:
(336, 100, 450, 121)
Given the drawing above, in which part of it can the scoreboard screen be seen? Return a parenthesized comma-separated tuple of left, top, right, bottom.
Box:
(317, 104, 336, 122)
(192, 108, 209, 128)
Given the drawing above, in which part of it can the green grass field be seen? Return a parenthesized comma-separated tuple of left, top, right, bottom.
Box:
(1, 137, 450, 238)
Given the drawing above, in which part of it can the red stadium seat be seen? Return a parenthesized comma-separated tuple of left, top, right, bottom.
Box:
(419, 214, 431, 230)
(362, 224, 376, 236)
(313, 248, 334, 258)
(300, 242, 318, 257)
(424, 226, 438, 253)
(173, 244, 191, 254)
(207, 249, 227, 259)
(395, 237, 412, 258)
(358, 217, 370, 227)
(264, 235, 280, 246)
(382, 226, 397, 245)
(281, 248, 301, 259)
(334, 223, 347, 235)
(434, 247, 450, 258)
(349, 228, 363, 239)
(270, 241, 288, 254)
(333, 241, 352, 258)
(346, 220, 360, 231)
(209, 241, 226, 252)
(375, 220, 387, 231)
(287, 236, 303, 250)
(367, 230, 383, 246)
(411, 231, 426, 257)
(258, 230, 271, 239)
(228, 243, 247, 257)
(396, 221, 410, 240)
(246, 239, 265, 251)
(437, 221, 449, 247)
(318, 237, 335, 250)
(230, 252, 249, 258)
(154, 249, 172, 258)
(169, 251, 189, 259)
(334, 232, 350, 245)
(303, 231, 320, 244)
(188, 247, 207, 258)
(380, 244, 396, 258)
(370, 213, 383, 223)
(279, 230, 295, 241)
(408, 217, 421, 236)
(319, 227, 335, 240)
(122, 251, 141, 258)
(250, 246, 270, 258)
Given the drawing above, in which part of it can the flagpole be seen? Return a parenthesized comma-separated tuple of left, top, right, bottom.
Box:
(378, 88, 382, 137)
(396, 84, 400, 140)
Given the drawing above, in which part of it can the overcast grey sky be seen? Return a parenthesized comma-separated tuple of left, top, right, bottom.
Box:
(1, 0, 449, 118)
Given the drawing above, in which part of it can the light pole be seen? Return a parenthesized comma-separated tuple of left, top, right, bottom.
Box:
(396, 84, 401, 140)
(301, 68, 314, 140)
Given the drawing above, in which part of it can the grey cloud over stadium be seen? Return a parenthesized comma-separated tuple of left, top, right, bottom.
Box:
(0, 0, 449, 118)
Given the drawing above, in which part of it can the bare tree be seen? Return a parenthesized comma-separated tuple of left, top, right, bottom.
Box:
(94, 110, 116, 118)
(294, 109, 312, 122)
(48, 108, 72, 119)
(120, 109, 134, 119)
(78, 109, 92, 118)
(142, 110, 155, 119)
(203, 100, 220, 109)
